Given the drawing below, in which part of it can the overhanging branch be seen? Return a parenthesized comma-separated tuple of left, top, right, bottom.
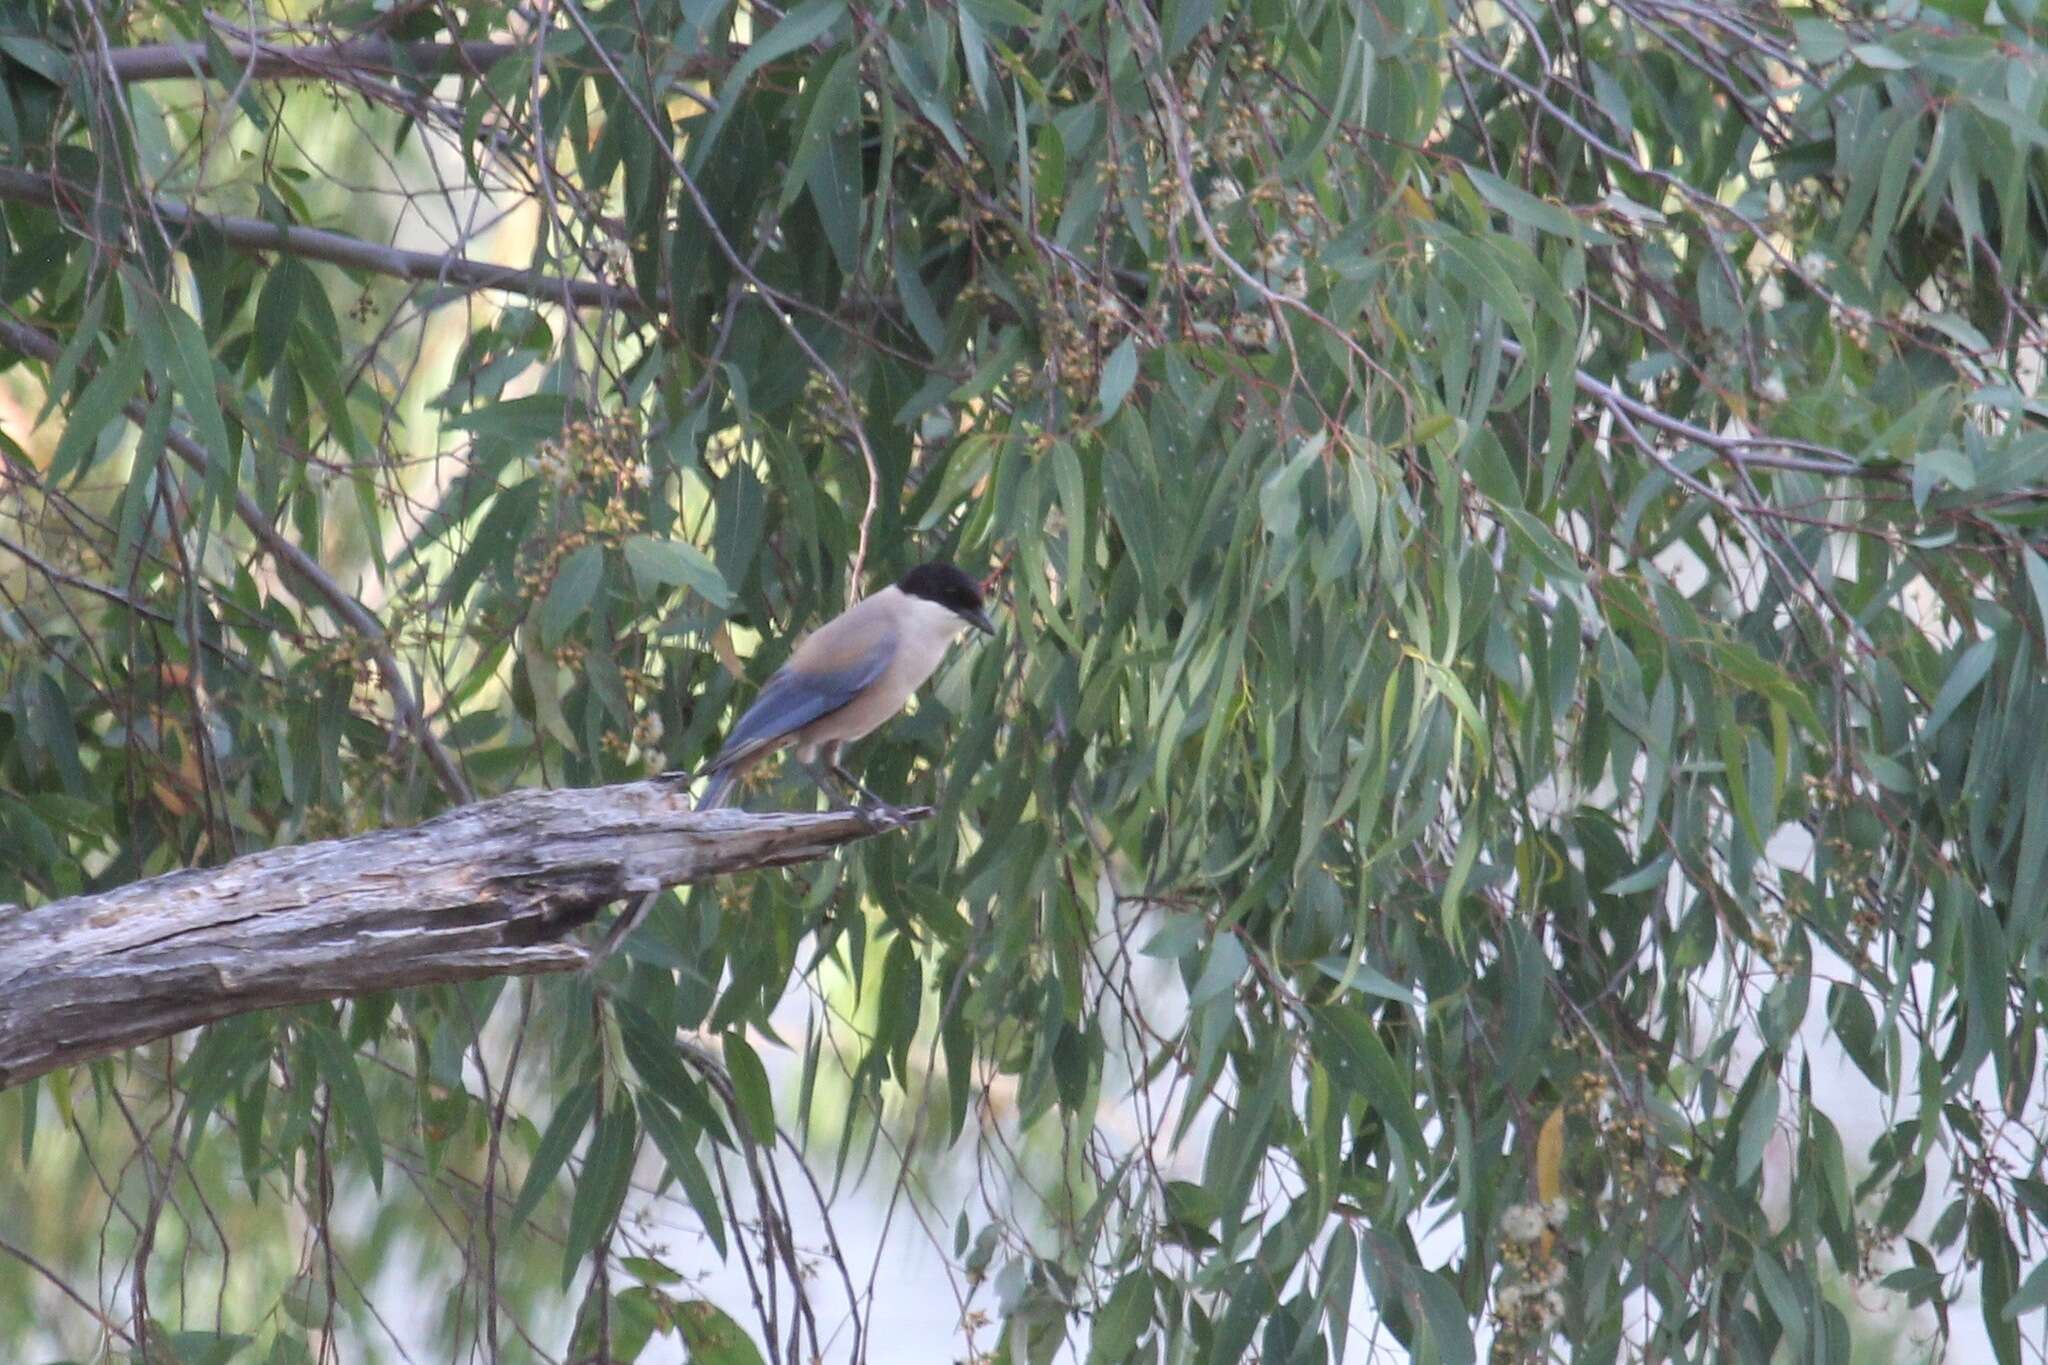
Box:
(0, 167, 643, 313)
(0, 782, 929, 1087)
(100, 36, 519, 84)
(0, 316, 475, 804)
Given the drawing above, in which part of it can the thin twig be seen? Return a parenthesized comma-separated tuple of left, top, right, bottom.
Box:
(0, 1230, 136, 1343)
(1495, 337, 1877, 480)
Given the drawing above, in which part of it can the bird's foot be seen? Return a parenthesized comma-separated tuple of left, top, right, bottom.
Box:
(849, 797, 908, 831)
(826, 761, 904, 824)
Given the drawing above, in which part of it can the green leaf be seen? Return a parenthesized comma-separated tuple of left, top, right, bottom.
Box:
(1791, 19, 1848, 62)
(885, 34, 967, 158)
(2021, 546, 2048, 663)
(1603, 850, 1674, 896)
(1258, 439, 1320, 546)
(1140, 914, 1204, 961)
(1922, 638, 1996, 747)
(1310, 1004, 1424, 1152)
(252, 258, 312, 379)
(793, 60, 862, 213)
(1735, 1071, 1778, 1184)
(47, 335, 143, 486)
(1912, 447, 1975, 510)
(638, 1093, 727, 1257)
(163, 1330, 254, 1365)
(624, 535, 731, 606)
(607, 1285, 666, 1361)
(266, 1335, 315, 1365)
(2003, 1258, 2048, 1320)
(510, 1081, 596, 1231)
(674, 1299, 768, 1365)
(1881, 1265, 1943, 1298)
(1097, 337, 1139, 421)
(616, 1002, 732, 1146)
(1752, 1251, 1808, 1350)
(808, 116, 864, 273)
(958, 3, 993, 109)
(446, 393, 570, 445)
(1425, 223, 1535, 339)
(177, 1016, 275, 1131)
(542, 545, 605, 645)
(621, 1255, 683, 1287)
(133, 284, 233, 485)
(720, 1033, 775, 1141)
(1416, 1270, 1476, 1365)
(1188, 934, 1247, 1008)
(1850, 42, 1914, 70)
(1960, 897, 2007, 1081)
(1464, 167, 1584, 242)
(520, 623, 578, 751)
(1975, 1200, 2021, 1365)
(690, 0, 849, 170)
(302, 1020, 383, 1193)
(894, 240, 947, 353)
(1086, 1270, 1155, 1363)
(0, 35, 68, 81)
(561, 1105, 638, 1286)
(1312, 955, 1420, 1009)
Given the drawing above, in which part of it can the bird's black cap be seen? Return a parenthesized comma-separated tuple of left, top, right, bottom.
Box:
(898, 561, 996, 634)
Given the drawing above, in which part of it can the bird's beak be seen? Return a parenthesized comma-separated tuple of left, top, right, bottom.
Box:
(964, 608, 997, 637)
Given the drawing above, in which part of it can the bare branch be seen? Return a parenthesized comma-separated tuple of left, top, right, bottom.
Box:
(0, 167, 642, 314)
(1494, 336, 1883, 481)
(100, 36, 519, 84)
(0, 1231, 134, 1343)
(0, 782, 931, 1087)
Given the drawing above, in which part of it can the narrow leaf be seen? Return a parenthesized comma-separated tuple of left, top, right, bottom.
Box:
(510, 1081, 596, 1231)
(303, 1021, 384, 1193)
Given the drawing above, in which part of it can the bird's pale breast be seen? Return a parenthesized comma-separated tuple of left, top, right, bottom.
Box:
(791, 590, 964, 754)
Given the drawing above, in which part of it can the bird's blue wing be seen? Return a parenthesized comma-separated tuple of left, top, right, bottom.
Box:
(709, 634, 894, 770)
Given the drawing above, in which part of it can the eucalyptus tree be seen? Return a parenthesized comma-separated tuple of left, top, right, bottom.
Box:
(2, 0, 2046, 1361)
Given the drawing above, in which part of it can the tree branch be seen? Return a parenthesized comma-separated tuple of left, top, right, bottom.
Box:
(0, 167, 643, 314)
(1495, 336, 1883, 480)
(99, 36, 519, 84)
(0, 782, 930, 1087)
(0, 315, 475, 803)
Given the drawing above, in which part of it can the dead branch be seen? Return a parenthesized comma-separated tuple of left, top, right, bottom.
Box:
(0, 782, 929, 1087)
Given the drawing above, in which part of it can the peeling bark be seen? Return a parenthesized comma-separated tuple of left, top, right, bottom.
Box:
(0, 782, 926, 1087)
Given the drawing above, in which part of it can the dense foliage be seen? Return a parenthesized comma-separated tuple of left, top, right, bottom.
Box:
(3, 0, 2048, 1360)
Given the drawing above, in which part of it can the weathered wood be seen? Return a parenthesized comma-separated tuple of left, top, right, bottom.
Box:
(0, 782, 927, 1087)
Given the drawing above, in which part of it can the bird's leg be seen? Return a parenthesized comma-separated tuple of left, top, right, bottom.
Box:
(791, 755, 877, 823)
(587, 889, 661, 971)
(832, 764, 905, 826)
(828, 761, 893, 810)
(818, 743, 903, 826)
(791, 752, 846, 809)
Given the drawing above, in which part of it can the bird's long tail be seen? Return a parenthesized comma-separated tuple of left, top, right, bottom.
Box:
(596, 764, 736, 963)
(595, 888, 661, 961)
(695, 764, 736, 810)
